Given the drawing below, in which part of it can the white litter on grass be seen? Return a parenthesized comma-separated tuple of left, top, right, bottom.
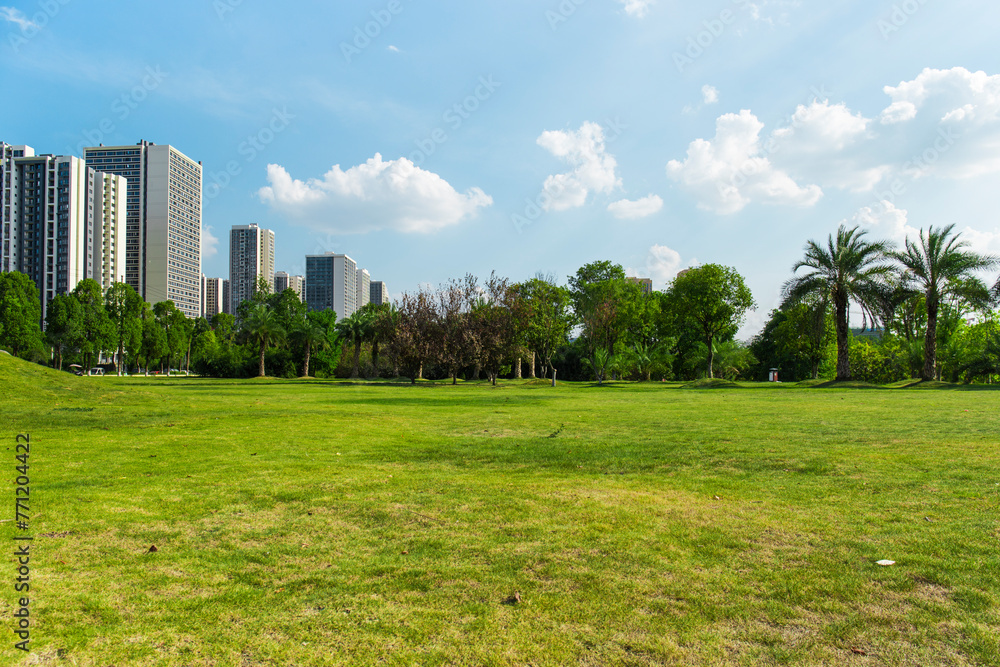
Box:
(876, 560, 896, 566)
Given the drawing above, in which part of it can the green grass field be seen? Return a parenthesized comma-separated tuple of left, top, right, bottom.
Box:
(1, 354, 998, 666)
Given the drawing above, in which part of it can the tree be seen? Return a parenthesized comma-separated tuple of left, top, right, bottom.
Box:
(394, 287, 438, 383)
(890, 225, 998, 381)
(568, 261, 643, 382)
(666, 264, 756, 379)
(782, 225, 892, 381)
(471, 273, 528, 386)
(773, 300, 835, 380)
(241, 303, 286, 377)
(45, 293, 83, 371)
(138, 304, 168, 375)
(435, 275, 479, 384)
(153, 301, 191, 375)
(0, 271, 43, 358)
(293, 315, 330, 378)
(72, 279, 114, 372)
(335, 310, 373, 379)
(520, 277, 574, 380)
(360, 302, 394, 377)
(105, 282, 144, 375)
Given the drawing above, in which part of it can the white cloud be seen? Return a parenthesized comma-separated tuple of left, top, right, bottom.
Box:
(201, 225, 220, 260)
(880, 67, 1000, 126)
(666, 109, 822, 214)
(0, 6, 36, 31)
(387, 45, 400, 53)
(627, 244, 697, 289)
(850, 200, 918, 245)
(608, 195, 663, 220)
(850, 201, 1000, 263)
(619, 0, 655, 18)
(702, 85, 719, 105)
(258, 153, 493, 234)
(773, 100, 870, 152)
(537, 122, 621, 211)
(770, 100, 887, 192)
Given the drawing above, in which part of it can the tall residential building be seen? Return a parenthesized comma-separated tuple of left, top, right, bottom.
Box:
(83, 141, 203, 318)
(1, 142, 34, 273)
(202, 275, 226, 319)
(627, 277, 654, 295)
(229, 223, 275, 312)
(1, 145, 126, 321)
(356, 268, 370, 311)
(370, 281, 388, 306)
(305, 252, 357, 319)
(274, 271, 304, 301)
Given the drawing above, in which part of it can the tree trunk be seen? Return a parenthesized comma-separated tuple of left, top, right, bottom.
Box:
(529, 351, 536, 379)
(418, 361, 423, 380)
(835, 295, 851, 381)
(303, 342, 312, 378)
(515, 356, 522, 379)
(371, 341, 380, 378)
(645, 369, 652, 382)
(811, 361, 820, 380)
(472, 362, 480, 381)
(922, 294, 938, 381)
(706, 334, 715, 379)
(352, 341, 361, 379)
(259, 342, 266, 377)
(452, 372, 457, 385)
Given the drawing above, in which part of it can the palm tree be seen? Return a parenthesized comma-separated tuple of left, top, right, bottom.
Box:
(334, 310, 371, 379)
(891, 224, 997, 381)
(294, 317, 330, 378)
(243, 303, 286, 377)
(782, 225, 893, 381)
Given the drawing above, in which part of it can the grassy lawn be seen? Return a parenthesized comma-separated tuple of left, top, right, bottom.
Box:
(1, 354, 998, 666)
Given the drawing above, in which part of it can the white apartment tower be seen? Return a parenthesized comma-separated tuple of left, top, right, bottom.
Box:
(229, 223, 275, 312)
(274, 271, 305, 301)
(83, 141, 203, 318)
(1, 143, 126, 321)
(305, 252, 357, 320)
(356, 268, 370, 311)
(201, 275, 226, 319)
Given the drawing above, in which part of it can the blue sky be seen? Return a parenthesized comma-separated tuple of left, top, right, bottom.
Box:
(3, 0, 1000, 335)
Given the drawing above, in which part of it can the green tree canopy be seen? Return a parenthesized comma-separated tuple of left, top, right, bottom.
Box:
(665, 264, 756, 379)
(0, 271, 43, 358)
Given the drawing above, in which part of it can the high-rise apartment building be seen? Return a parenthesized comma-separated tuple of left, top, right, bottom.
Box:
(356, 268, 370, 311)
(274, 271, 305, 301)
(229, 223, 275, 312)
(627, 277, 654, 295)
(1, 144, 126, 321)
(305, 252, 357, 319)
(202, 275, 226, 319)
(222, 279, 231, 315)
(369, 281, 388, 306)
(83, 141, 203, 318)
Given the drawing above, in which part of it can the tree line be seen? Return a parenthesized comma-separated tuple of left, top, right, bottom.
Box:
(2, 223, 999, 384)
